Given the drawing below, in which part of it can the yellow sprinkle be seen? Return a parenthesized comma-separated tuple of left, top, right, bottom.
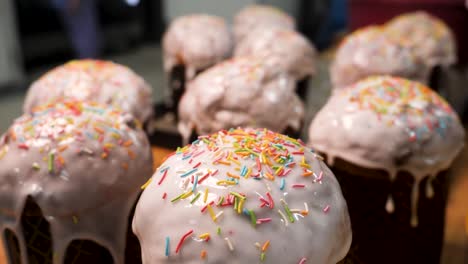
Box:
(207, 204, 216, 222)
(217, 160, 231, 166)
(255, 242, 262, 249)
(204, 188, 209, 203)
(140, 178, 152, 189)
(237, 198, 245, 214)
(181, 191, 193, 199)
(245, 167, 252, 178)
(72, 216, 78, 224)
(264, 172, 275, 181)
(199, 233, 210, 239)
(216, 180, 236, 186)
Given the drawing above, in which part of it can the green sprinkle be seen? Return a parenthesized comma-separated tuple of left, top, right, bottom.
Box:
(230, 191, 246, 200)
(48, 152, 55, 173)
(281, 199, 295, 223)
(72, 215, 78, 224)
(261, 252, 266, 261)
(249, 209, 257, 228)
(217, 196, 224, 206)
(190, 193, 201, 204)
(217, 226, 221, 235)
(171, 192, 186, 202)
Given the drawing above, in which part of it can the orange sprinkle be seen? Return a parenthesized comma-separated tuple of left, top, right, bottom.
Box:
(121, 162, 129, 170)
(94, 126, 105, 134)
(217, 160, 231, 166)
(301, 210, 309, 216)
(57, 156, 65, 165)
(302, 170, 313, 177)
(227, 172, 240, 179)
(200, 250, 207, 259)
(123, 140, 133, 147)
(101, 152, 108, 159)
(264, 172, 275, 181)
(58, 145, 68, 152)
(128, 150, 136, 160)
(261, 240, 270, 252)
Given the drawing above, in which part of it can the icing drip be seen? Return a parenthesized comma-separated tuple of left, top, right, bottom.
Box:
(425, 176, 435, 199)
(0, 100, 153, 264)
(133, 128, 351, 263)
(309, 76, 465, 227)
(385, 195, 395, 214)
(410, 179, 421, 227)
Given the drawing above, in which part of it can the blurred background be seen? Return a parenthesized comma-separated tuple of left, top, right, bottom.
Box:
(0, 0, 467, 130)
(0, 0, 467, 263)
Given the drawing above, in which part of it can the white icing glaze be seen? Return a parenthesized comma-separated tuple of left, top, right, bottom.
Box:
(385, 11, 457, 67)
(234, 27, 317, 81)
(162, 14, 233, 80)
(24, 60, 154, 124)
(133, 128, 351, 263)
(177, 57, 304, 144)
(331, 26, 430, 90)
(233, 4, 295, 44)
(0, 100, 153, 264)
(308, 76, 465, 226)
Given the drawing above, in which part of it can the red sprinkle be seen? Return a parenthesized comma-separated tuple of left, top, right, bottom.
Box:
(158, 169, 168, 185)
(256, 157, 262, 171)
(17, 143, 29, 150)
(266, 192, 274, 209)
(193, 162, 201, 168)
(162, 192, 167, 199)
(292, 184, 306, 188)
(175, 230, 193, 254)
(201, 201, 215, 213)
(198, 172, 210, 184)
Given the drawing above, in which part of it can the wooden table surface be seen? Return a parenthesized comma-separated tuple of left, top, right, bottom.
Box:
(0, 145, 466, 263)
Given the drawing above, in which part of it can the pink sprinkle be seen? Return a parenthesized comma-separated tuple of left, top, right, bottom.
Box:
(211, 169, 219, 176)
(299, 257, 307, 264)
(316, 171, 323, 181)
(283, 169, 293, 176)
(292, 184, 306, 188)
(323, 205, 330, 213)
(189, 159, 193, 164)
(193, 150, 205, 158)
(283, 143, 295, 148)
(292, 151, 304, 155)
(256, 218, 272, 224)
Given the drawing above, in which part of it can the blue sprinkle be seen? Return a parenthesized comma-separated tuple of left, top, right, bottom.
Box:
(280, 178, 286, 191)
(160, 166, 170, 173)
(180, 168, 198, 178)
(192, 174, 199, 192)
(182, 155, 192, 160)
(240, 166, 247, 177)
(85, 132, 94, 139)
(243, 208, 250, 216)
(165, 237, 170, 256)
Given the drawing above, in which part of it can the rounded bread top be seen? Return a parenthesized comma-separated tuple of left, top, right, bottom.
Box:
(24, 60, 153, 123)
(309, 76, 465, 179)
(133, 128, 351, 264)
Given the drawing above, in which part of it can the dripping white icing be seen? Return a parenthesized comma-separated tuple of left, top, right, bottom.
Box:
(308, 76, 465, 227)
